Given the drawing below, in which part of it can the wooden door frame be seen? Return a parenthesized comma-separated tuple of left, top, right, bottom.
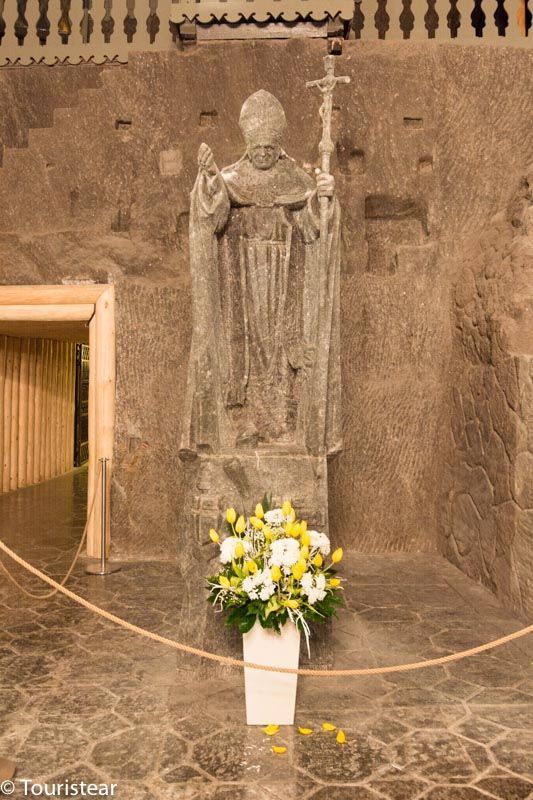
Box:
(0, 285, 115, 557)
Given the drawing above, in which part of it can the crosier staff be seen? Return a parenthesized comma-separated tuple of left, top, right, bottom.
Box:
(305, 55, 350, 452)
(306, 55, 350, 267)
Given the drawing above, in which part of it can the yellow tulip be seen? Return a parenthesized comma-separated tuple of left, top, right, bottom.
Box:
(322, 722, 336, 732)
(284, 598, 300, 609)
(292, 564, 304, 581)
(263, 526, 273, 540)
(292, 522, 301, 538)
(245, 560, 258, 574)
(329, 577, 341, 587)
(209, 529, 220, 543)
(234, 542, 245, 558)
(297, 558, 307, 572)
(226, 507, 236, 525)
(300, 520, 308, 533)
(287, 509, 296, 523)
(272, 746, 287, 754)
(300, 531, 311, 547)
(230, 576, 240, 587)
(336, 730, 346, 745)
(219, 576, 231, 588)
(271, 566, 282, 582)
(298, 727, 313, 735)
(263, 724, 279, 736)
(282, 500, 292, 517)
(300, 545, 309, 559)
(255, 503, 265, 519)
(332, 547, 343, 564)
(284, 522, 295, 537)
(313, 553, 323, 568)
(235, 515, 246, 534)
(250, 516, 264, 530)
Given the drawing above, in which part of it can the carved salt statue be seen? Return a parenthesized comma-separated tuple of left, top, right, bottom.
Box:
(178, 60, 349, 669)
(180, 89, 342, 460)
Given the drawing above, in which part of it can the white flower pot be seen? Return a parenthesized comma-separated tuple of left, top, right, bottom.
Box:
(242, 621, 300, 725)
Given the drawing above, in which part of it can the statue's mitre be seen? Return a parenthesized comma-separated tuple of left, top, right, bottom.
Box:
(239, 90, 287, 145)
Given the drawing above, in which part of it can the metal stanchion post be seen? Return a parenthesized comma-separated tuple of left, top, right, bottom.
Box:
(86, 457, 121, 576)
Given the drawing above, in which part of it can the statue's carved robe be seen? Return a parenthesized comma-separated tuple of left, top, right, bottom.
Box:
(180, 152, 342, 457)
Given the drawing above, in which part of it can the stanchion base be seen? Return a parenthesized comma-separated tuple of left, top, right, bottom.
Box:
(85, 562, 122, 576)
(0, 756, 16, 780)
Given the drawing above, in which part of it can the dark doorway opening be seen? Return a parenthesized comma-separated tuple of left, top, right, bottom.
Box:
(74, 344, 89, 467)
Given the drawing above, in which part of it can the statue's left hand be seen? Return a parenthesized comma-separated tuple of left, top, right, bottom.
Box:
(316, 170, 335, 198)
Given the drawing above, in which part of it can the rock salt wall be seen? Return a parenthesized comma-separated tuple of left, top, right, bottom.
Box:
(0, 42, 531, 604)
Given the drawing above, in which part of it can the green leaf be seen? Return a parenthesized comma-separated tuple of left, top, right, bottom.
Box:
(238, 614, 256, 634)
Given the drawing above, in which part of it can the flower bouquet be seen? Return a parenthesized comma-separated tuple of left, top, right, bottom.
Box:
(206, 497, 344, 724)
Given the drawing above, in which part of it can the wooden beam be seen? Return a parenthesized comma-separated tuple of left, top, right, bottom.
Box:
(2, 337, 13, 492)
(9, 338, 20, 491)
(87, 319, 97, 556)
(44, 340, 53, 482)
(17, 338, 30, 488)
(0, 337, 5, 493)
(0, 286, 107, 305)
(0, 305, 94, 322)
(89, 286, 115, 558)
(27, 338, 36, 486)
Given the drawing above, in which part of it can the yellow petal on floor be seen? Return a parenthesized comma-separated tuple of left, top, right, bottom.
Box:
(336, 730, 346, 744)
(271, 746, 287, 754)
(262, 724, 280, 736)
(298, 727, 313, 735)
(322, 722, 336, 731)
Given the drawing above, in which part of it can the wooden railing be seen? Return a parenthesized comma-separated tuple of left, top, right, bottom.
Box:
(345, 0, 530, 41)
(0, 0, 175, 64)
(0, 0, 528, 65)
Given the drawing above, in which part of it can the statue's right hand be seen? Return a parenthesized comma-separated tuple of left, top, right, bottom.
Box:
(198, 143, 218, 176)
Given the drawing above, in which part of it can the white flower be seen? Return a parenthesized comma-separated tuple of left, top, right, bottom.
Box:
(309, 531, 331, 556)
(220, 536, 251, 564)
(300, 573, 327, 606)
(269, 538, 300, 568)
(264, 508, 284, 526)
(242, 576, 256, 595)
(259, 584, 275, 601)
(242, 568, 275, 602)
(315, 574, 326, 591)
(300, 572, 313, 591)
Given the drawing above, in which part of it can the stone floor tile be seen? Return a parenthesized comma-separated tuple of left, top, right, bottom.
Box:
(422, 788, 501, 799)
(294, 729, 388, 782)
(475, 704, 533, 729)
(387, 704, 467, 730)
(308, 787, 384, 799)
(170, 712, 222, 741)
(490, 731, 533, 776)
(368, 777, 430, 799)
(191, 728, 294, 782)
(475, 773, 533, 799)
(90, 725, 164, 780)
(452, 715, 505, 744)
(15, 723, 90, 778)
(388, 730, 487, 783)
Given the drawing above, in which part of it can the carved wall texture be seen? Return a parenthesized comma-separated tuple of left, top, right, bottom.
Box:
(438, 171, 533, 620)
(0, 42, 531, 602)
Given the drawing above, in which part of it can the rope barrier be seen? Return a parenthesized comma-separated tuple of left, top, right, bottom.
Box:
(0, 530, 532, 675)
(0, 461, 101, 600)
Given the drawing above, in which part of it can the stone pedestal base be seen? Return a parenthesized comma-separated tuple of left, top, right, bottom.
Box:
(192, 449, 329, 543)
(176, 449, 332, 677)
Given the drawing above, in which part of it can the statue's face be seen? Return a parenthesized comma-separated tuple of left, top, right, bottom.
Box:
(248, 143, 281, 171)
